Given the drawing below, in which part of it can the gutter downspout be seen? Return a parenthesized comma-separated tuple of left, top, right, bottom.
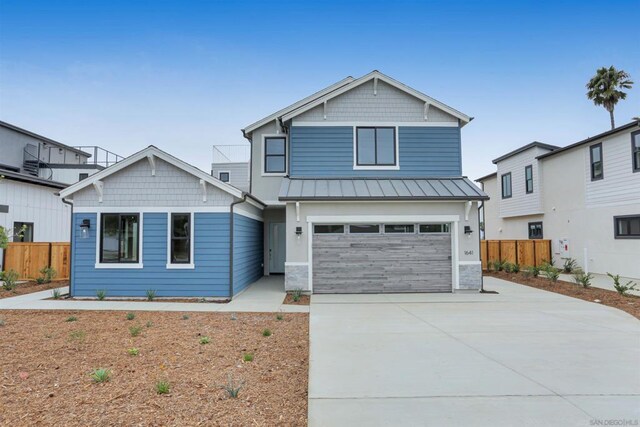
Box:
(229, 193, 249, 300)
(61, 197, 74, 298)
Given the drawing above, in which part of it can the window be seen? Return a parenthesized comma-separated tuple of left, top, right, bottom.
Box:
(528, 222, 543, 239)
(78, 173, 89, 181)
(13, 222, 34, 242)
(314, 225, 345, 234)
(264, 137, 286, 174)
(501, 173, 512, 199)
(218, 172, 230, 182)
(170, 213, 191, 263)
(384, 224, 414, 233)
(349, 224, 380, 234)
(632, 131, 640, 173)
(614, 215, 640, 239)
(100, 214, 139, 263)
(356, 127, 396, 167)
(419, 224, 450, 233)
(590, 143, 603, 181)
(525, 165, 533, 194)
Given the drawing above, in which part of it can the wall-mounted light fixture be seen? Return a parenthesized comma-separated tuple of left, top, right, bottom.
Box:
(464, 226, 473, 235)
(79, 219, 91, 239)
(295, 226, 303, 238)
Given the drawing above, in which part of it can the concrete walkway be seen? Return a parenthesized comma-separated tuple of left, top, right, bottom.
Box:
(559, 272, 640, 296)
(308, 276, 640, 426)
(0, 276, 308, 313)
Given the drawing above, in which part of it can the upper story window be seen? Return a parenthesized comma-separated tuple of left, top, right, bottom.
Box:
(590, 143, 603, 181)
(614, 215, 640, 239)
(218, 172, 230, 182)
(632, 131, 640, 173)
(355, 127, 396, 168)
(501, 173, 512, 199)
(264, 136, 286, 174)
(100, 213, 139, 263)
(525, 165, 533, 194)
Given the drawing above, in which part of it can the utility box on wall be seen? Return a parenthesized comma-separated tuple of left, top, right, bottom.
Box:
(554, 238, 570, 256)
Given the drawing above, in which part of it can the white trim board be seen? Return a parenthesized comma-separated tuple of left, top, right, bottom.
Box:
(261, 134, 288, 177)
(292, 121, 458, 127)
(234, 207, 264, 222)
(75, 206, 231, 213)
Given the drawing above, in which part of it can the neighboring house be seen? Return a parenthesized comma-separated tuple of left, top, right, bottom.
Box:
(210, 144, 250, 192)
(59, 146, 264, 298)
(238, 70, 488, 294)
(477, 120, 640, 278)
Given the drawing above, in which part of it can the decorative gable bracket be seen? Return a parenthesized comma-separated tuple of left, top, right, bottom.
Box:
(93, 180, 104, 203)
(147, 154, 156, 176)
(199, 179, 207, 203)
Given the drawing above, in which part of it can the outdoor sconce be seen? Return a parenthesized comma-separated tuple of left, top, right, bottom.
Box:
(79, 219, 91, 239)
(464, 226, 473, 235)
(295, 226, 303, 238)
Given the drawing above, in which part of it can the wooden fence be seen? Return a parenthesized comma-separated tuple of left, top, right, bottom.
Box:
(2, 242, 70, 280)
(480, 239, 551, 270)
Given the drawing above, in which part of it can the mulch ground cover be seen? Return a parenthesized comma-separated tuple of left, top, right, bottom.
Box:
(485, 271, 640, 319)
(0, 310, 309, 426)
(0, 280, 67, 299)
(283, 294, 311, 305)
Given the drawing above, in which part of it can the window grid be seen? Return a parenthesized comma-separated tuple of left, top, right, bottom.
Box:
(355, 127, 396, 166)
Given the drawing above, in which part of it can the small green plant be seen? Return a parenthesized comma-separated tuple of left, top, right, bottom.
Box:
(182, 314, 190, 320)
(90, 368, 111, 383)
(69, 330, 86, 343)
(0, 319, 5, 327)
(291, 288, 303, 302)
(1, 270, 19, 291)
(276, 313, 283, 321)
(66, 316, 78, 322)
(503, 262, 513, 273)
(230, 313, 237, 321)
(563, 258, 578, 274)
(243, 353, 254, 362)
(199, 336, 211, 345)
(146, 321, 153, 328)
(262, 329, 272, 337)
(38, 266, 57, 283)
(96, 289, 107, 300)
(51, 289, 62, 299)
(127, 347, 139, 356)
(512, 263, 520, 273)
(155, 380, 170, 394)
(145, 289, 156, 301)
(542, 265, 560, 282)
(220, 374, 244, 398)
(126, 312, 136, 321)
(573, 270, 593, 288)
(531, 265, 540, 278)
(522, 267, 533, 278)
(129, 325, 143, 337)
(36, 277, 45, 284)
(608, 273, 638, 296)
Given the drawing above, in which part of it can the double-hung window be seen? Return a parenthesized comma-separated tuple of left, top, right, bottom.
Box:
(356, 127, 396, 167)
(170, 213, 191, 264)
(100, 214, 140, 263)
(590, 143, 603, 181)
(264, 137, 286, 174)
(525, 165, 533, 194)
(501, 173, 512, 199)
(632, 131, 640, 173)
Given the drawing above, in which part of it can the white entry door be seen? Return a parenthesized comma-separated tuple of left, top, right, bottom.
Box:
(269, 222, 286, 274)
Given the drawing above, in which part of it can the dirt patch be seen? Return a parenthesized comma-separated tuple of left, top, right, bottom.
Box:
(486, 271, 640, 319)
(0, 280, 67, 299)
(0, 310, 309, 426)
(283, 294, 311, 306)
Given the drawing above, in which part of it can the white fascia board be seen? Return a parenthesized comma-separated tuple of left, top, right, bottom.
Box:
(281, 71, 471, 124)
(306, 215, 460, 223)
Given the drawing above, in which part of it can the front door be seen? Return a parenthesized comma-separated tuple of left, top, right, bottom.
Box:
(269, 222, 286, 274)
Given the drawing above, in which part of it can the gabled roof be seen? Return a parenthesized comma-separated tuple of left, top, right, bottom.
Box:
(0, 169, 68, 189)
(59, 146, 264, 207)
(475, 172, 497, 182)
(242, 76, 355, 137)
(279, 70, 472, 124)
(0, 120, 92, 158)
(278, 177, 488, 201)
(492, 141, 559, 164)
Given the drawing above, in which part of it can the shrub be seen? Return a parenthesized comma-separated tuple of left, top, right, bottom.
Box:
(563, 258, 578, 274)
(199, 336, 210, 345)
(531, 265, 540, 278)
(291, 288, 303, 302)
(66, 316, 78, 322)
(126, 312, 136, 321)
(69, 330, 86, 344)
(573, 270, 593, 288)
(36, 277, 45, 284)
(51, 289, 62, 299)
(39, 267, 57, 283)
(129, 325, 143, 337)
(490, 260, 505, 272)
(522, 268, 533, 279)
(262, 329, 272, 337)
(96, 289, 107, 300)
(503, 262, 513, 273)
(608, 273, 639, 296)
(1, 270, 19, 291)
(220, 374, 244, 398)
(243, 353, 254, 362)
(276, 313, 283, 321)
(90, 368, 111, 383)
(146, 289, 156, 301)
(542, 264, 560, 282)
(155, 380, 170, 394)
(127, 347, 139, 356)
(182, 314, 190, 320)
(512, 263, 520, 273)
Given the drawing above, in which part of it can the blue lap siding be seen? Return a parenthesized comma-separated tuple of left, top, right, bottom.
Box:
(289, 126, 462, 177)
(232, 214, 264, 295)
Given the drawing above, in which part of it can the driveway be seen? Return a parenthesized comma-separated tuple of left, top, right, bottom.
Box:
(308, 276, 640, 426)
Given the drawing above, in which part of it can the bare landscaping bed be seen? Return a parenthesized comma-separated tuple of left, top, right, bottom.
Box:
(283, 294, 311, 306)
(0, 310, 309, 426)
(486, 271, 640, 319)
(0, 280, 67, 299)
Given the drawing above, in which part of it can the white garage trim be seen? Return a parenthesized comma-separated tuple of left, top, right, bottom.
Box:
(306, 214, 460, 293)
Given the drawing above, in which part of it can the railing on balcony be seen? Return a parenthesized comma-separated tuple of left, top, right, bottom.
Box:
(212, 144, 250, 164)
(74, 146, 124, 168)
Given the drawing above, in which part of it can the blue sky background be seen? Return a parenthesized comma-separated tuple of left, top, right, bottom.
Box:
(1, 0, 638, 180)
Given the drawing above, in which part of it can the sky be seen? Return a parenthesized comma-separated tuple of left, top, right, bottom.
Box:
(1, 0, 638, 180)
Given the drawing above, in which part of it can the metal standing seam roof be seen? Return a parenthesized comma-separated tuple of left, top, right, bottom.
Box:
(279, 177, 489, 201)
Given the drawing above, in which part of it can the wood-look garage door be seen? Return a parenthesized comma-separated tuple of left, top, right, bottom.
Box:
(312, 231, 452, 294)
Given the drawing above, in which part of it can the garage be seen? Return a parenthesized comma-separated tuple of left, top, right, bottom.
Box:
(312, 223, 452, 293)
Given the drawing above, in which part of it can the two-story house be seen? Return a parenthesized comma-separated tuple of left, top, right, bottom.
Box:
(477, 121, 640, 279)
(58, 71, 487, 298)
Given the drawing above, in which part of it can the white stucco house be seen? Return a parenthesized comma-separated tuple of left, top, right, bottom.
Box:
(477, 120, 640, 278)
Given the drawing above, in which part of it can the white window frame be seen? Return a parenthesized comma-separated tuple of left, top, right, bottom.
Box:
(218, 171, 231, 183)
(166, 212, 195, 269)
(353, 126, 400, 171)
(262, 134, 288, 177)
(95, 212, 144, 269)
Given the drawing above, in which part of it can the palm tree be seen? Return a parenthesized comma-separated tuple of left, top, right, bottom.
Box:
(586, 66, 634, 129)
